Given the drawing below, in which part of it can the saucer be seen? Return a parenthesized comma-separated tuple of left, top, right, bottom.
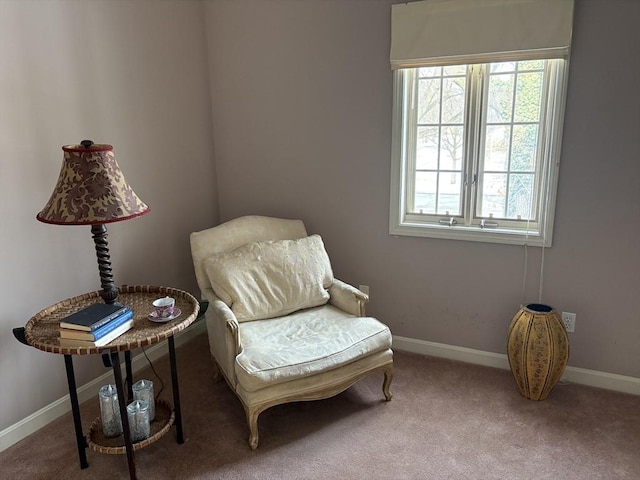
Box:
(148, 308, 182, 323)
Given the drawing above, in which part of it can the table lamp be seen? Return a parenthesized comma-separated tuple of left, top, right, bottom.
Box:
(37, 140, 150, 304)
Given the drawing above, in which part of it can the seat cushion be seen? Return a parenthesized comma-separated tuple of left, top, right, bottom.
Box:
(235, 304, 392, 392)
(204, 234, 333, 322)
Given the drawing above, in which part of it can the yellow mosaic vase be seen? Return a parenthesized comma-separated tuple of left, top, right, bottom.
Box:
(507, 304, 569, 401)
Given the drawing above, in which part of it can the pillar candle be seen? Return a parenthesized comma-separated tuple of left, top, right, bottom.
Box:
(127, 400, 150, 442)
(99, 384, 123, 438)
(132, 379, 155, 422)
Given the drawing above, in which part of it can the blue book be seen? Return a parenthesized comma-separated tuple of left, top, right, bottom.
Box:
(59, 309, 133, 341)
(59, 303, 129, 331)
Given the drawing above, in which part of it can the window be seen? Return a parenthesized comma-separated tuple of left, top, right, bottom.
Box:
(389, 0, 573, 247)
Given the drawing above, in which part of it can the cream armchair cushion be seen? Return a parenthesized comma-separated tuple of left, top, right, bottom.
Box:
(235, 305, 391, 392)
(203, 235, 333, 321)
(190, 216, 393, 450)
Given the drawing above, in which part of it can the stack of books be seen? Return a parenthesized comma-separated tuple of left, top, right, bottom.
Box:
(58, 303, 134, 347)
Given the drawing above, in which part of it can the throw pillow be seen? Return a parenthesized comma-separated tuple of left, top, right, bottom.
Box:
(204, 234, 333, 321)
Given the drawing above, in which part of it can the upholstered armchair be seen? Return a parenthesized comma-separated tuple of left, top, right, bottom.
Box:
(190, 216, 393, 449)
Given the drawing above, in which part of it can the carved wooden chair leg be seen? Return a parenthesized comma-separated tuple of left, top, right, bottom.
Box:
(246, 406, 260, 450)
(382, 366, 393, 401)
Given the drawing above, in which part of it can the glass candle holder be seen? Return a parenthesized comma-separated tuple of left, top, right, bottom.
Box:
(132, 379, 155, 422)
(126, 400, 150, 443)
(99, 384, 123, 438)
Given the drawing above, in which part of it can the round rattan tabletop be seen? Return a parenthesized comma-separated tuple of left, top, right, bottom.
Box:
(24, 285, 199, 355)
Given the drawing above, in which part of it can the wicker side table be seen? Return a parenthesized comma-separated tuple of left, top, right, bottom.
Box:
(16, 285, 199, 480)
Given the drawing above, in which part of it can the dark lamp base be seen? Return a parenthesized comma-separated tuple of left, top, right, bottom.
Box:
(91, 224, 119, 304)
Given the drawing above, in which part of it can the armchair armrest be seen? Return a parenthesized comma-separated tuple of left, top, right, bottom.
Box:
(328, 279, 368, 316)
(202, 288, 242, 386)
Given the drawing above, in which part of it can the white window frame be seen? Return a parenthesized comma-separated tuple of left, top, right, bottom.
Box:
(390, 58, 569, 247)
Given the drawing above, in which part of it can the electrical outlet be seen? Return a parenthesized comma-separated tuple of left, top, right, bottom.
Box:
(561, 312, 576, 333)
(359, 285, 370, 296)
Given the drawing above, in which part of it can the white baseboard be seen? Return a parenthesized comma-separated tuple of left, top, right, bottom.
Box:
(0, 320, 207, 453)
(392, 335, 640, 396)
(3, 327, 638, 453)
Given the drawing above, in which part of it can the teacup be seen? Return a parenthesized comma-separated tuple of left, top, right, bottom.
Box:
(152, 296, 175, 318)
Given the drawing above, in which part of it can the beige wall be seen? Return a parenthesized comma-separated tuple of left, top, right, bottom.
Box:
(0, 0, 218, 430)
(205, 0, 639, 375)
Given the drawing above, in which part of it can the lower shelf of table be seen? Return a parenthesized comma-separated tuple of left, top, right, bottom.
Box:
(87, 399, 175, 455)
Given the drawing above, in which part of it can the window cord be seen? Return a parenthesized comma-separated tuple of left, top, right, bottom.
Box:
(521, 243, 528, 308)
(141, 345, 165, 402)
(522, 193, 532, 308)
(539, 244, 546, 304)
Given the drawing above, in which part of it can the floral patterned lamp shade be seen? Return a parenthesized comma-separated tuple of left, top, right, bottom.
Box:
(37, 141, 149, 225)
(37, 140, 150, 304)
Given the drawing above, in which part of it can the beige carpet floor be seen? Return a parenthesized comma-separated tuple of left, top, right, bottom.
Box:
(1, 330, 639, 479)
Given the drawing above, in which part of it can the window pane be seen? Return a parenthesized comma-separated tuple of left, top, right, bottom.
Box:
(438, 172, 462, 215)
(419, 66, 441, 78)
(490, 62, 515, 73)
(418, 78, 441, 124)
(440, 126, 465, 170)
(514, 71, 543, 123)
(481, 62, 546, 221)
(412, 66, 467, 218)
(484, 125, 511, 171)
(511, 124, 538, 172)
(443, 65, 466, 76)
(416, 126, 439, 170)
(507, 174, 534, 220)
(518, 60, 544, 71)
(442, 77, 466, 123)
(480, 173, 507, 218)
(414, 172, 437, 214)
(487, 73, 514, 123)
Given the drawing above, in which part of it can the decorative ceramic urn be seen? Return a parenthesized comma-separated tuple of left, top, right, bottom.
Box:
(507, 303, 569, 401)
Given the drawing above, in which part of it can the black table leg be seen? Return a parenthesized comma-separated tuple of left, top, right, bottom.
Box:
(110, 351, 137, 480)
(167, 336, 184, 444)
(125, 350, 134, 400)
(63, 355, 88, 469)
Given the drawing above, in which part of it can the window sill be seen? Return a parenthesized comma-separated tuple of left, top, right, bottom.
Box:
(389, 222, 551, 247)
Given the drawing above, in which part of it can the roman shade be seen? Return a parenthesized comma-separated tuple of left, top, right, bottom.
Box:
(390, 0, 574, 69)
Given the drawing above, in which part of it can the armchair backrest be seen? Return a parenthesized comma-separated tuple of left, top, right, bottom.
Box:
(190, 215, 308, 297)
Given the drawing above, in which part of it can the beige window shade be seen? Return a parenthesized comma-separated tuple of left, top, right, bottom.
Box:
(390, 0, 574, 69)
